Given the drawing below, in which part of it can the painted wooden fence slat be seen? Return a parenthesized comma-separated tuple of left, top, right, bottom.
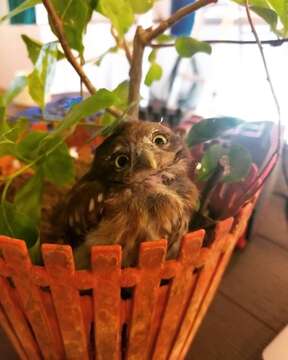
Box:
(42, 244, 89, 360)
(152, 230, 204, 359)
(126, 240, 167, 360)
(0, 237, 60, 360)
(92, 245, 121, 360)
(0, 276, 41, 360)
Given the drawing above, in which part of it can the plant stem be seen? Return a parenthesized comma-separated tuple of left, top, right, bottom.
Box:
(144, 0, 217, 43)
(111, 26, 132, 65)
(127, 0, 217, 119)
(150, 38, 288, 48)
(232, 1, 282, 209)
(42, 0, 122, 118)
(128, 26, 146, 118)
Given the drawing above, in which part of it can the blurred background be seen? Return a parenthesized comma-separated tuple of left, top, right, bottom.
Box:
(0, 1, 287, 359)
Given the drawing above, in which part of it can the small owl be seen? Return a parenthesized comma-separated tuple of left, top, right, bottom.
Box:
(57, 121, 199, 268)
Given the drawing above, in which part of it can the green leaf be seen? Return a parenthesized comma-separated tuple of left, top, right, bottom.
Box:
(49, 0, 92, 54)
(41, 138, 75, 186)
(250, 6, 278, 30)
(113, 80, 129, 110)
(54, 89, 119, 135)
(0, 0, 40, 23)
(0, 141, 18, 157)
(28, 43, 58, 110)
(29, 236, 42, 264)
(0, 202, 38, 248)
(186, 117, 244, 147)
(15, 172, 43, 221)
(148, 49, 157, 63)
(156, 34, 174, 43)
(196, 143, 252, 183)
(21, 35, 65, 65)
(175, 37, 212, 58)
(267, 0, 288, 34)
(129, 0, 154, 13)
(222, 144, 252, 183)
(96, 0, 134, 36)
(196, 144, 225, 182)
(144, 63, 163, 86)
(17, 131, 46, 161)
(4, 117, 29, 142)
(2, 76, 27, 106)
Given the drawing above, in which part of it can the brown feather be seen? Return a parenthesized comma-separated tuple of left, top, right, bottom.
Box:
(55, 121, 199, 268)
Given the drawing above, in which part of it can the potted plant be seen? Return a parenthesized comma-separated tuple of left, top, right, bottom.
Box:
(0, 0, 284, 358)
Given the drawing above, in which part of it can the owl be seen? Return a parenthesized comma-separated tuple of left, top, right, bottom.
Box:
(57, 121, 199, 268)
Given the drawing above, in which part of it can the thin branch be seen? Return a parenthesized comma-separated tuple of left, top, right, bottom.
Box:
(128, 0, 216, 118)
(144, 0, 217, 43)
(111, 26, 132, 65)
(128, 26, 146, 118)
(150, 38, 288, 48)
(233, 1, 282, 209)
(42, 0, 122, 118)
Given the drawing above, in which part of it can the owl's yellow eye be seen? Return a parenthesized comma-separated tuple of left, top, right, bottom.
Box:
(153, 134, 168, 145)
(115, 154, 129, 169)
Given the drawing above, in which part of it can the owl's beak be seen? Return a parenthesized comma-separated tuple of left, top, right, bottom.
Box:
(139, 148, 157, 169)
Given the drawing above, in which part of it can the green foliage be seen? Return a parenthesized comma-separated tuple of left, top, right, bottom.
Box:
(196, 143, 252, 183)
(0, 202, 38, 247)
(129, 0, 155, 13)
(268, 0, 288, 34)
(145, 63, 163, 86)
(1, 76, 28, 107)
(0, 0, 41, 23)
(145, 49, 163, 86)
(15, 172, 43, 221)
(0, 0, 282, 250)
(28, 43, 58, 110)
(251, 6, 278, 31)
(234, 0, 288, 35)
(0, 77, 28, 129)
(186, 117, 244, 147)
(49, 0, 93, 54)
(175, 37, 212, 58)
(54, 88, 119, 135)
(96, 0, 134, 37)
(21, 35, 65, 64)
(41, 137, 75, 186)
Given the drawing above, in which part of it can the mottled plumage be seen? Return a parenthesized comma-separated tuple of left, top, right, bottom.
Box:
(58, 121, 199, 268)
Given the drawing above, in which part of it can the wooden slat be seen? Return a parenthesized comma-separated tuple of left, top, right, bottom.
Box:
(0, 236, 60, 360)
(180, 233, 238, 357)
(152, 231, 204, 360)
(0, 276, 41, 360)
(92, 245, 121, 360)
(42, 244, 89, 360)
(126, 240, 167, 360)
(169, 220, 233, 358)
(0, 303, 28, 360)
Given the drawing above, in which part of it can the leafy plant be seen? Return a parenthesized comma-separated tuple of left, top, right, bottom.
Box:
(0, 0, 284, 247)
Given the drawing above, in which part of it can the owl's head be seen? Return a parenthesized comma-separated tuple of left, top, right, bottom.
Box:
(87, 121, 190, 184)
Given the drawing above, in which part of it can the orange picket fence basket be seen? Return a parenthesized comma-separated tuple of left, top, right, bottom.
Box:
(0, 202, 253, 360)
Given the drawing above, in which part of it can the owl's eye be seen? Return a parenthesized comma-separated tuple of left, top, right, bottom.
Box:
(153, 134, 168, 146)
(115, 154, 129, 169)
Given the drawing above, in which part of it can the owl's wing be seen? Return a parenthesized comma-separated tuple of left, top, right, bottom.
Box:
(61, 180, 106, 246)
